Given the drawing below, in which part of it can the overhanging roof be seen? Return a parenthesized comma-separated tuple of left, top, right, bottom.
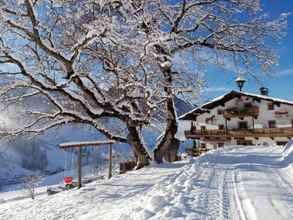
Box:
(179, 108, 210, 120)
(60, 140, 115, 148)
(179, 90, 293, 120)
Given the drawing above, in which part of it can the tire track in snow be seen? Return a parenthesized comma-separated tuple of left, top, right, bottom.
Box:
(193, 166, 224, 220)
(272, 169, 293, 218)
(188, 162, 243, 220)
(169, 163, 240, 220)
(130, 163, 231, 220)
(196, 168, 217, 219)
(226, 168, 247, 220)
(232, 169, 250, 220)
(221, 170, 233, 220)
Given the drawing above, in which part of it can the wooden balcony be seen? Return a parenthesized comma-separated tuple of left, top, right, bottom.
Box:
(223, 106, 259, 119)
(185, 129, 231, 141)
(185, 127, 293, 140)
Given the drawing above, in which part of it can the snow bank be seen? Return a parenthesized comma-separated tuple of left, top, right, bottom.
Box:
(282, 140, 293, 164)
(1, 145, 293, 220)
(122, 163, 201, 220)
(282, 140, 293, 178)
(283, 140, 293, 155)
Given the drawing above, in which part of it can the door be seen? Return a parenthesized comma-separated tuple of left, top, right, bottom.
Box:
(238, 121, 248, 130)
(268, 120, 276, 128)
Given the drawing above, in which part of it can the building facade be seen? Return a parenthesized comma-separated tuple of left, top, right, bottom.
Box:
(178, 89, 293, 148)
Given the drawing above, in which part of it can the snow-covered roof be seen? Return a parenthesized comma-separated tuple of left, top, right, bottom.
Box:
(240, 91, 293, 105)
(178, 107, 210, 121)
(179, 90, 293, 120)
(60, 140, 115, 148)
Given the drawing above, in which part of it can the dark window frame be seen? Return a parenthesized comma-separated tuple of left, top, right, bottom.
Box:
(238, 121, 248, 130)
(218, 124, 225, 130)
(268, 120, 276, 128)
(244, 102, 253, 108)
(267, 103, 274, 110)
(276, 141, 288, 146)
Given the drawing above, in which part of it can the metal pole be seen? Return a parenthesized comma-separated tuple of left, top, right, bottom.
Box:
(108, 144, 113, 179)
(77, 147, 82, 188)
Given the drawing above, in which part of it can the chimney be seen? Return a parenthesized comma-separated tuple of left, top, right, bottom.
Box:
(260, 87, 269, 96)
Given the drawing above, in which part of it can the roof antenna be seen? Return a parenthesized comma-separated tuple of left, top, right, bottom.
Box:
(235, 75, 246, 92)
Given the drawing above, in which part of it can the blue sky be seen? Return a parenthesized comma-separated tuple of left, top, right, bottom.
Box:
(203, 0, 293, 101)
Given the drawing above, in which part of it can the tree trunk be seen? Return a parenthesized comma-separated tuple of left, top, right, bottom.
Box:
(154, 95, 179, 163)
(164, 137, 180, 162)
(127, 123, 151, 169)
(153, 54, 181, 163)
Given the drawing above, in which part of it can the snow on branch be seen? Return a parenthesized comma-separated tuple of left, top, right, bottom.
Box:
(0, 0, 287, 164)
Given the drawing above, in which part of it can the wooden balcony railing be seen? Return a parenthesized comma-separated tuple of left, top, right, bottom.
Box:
(223, 106, 259, 119)
(185, 127, 293, 140)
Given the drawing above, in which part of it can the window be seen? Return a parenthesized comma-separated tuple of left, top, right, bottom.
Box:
(217, 109, 223, 115)
(276, 141, 287, 146)
(237, 140, 253, 146)
(191, 122, 196, 132)
(238, 121, 248, 130)
(244, 103, 252, 108)
(268, 103, 274, 110)
(268, 120, 276, 128)
(218, 124, 225, 130)
(200, 126, 206, 131)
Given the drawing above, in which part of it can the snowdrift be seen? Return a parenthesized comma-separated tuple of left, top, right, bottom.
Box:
(282, 140, 293, 167)
(1, 145, 293, 220)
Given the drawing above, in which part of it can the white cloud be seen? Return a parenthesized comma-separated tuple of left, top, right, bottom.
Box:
(203, 87, 230, 93)
(274, 68, 293, 77)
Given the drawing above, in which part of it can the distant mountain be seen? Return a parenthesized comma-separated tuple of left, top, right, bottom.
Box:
(0, 96, 194, 188)
(174, 96, 194, 116)
(154, 96, 194, 121)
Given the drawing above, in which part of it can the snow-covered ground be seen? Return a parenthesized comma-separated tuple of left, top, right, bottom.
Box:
(0, 144, 292, 220)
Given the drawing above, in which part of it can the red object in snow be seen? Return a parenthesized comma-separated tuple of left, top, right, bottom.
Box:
(275, 110, 288, 115)
(64, 176, 73, 185)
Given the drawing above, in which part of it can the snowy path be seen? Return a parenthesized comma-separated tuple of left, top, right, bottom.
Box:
(0, 145, 292, 220)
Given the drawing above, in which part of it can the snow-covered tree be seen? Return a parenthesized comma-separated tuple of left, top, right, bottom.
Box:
(0, 0, 287, 166)
(122, 0, 288, 162)
(22, 173, 42, 200)
(0, 0, 154, 168)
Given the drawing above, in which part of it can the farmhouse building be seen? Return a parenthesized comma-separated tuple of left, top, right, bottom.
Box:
(178, 88, 293, 148)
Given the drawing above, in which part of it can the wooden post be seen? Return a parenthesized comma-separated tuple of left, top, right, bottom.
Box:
(252, 117, 255, 132)
(108, 143, 112, 179)
(59, 140, 116, 187)
(77, 147, 82, 188)
(225, 119, 228, 134)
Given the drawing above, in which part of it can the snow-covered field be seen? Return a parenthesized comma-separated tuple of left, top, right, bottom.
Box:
(0, 143, 292, 220)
